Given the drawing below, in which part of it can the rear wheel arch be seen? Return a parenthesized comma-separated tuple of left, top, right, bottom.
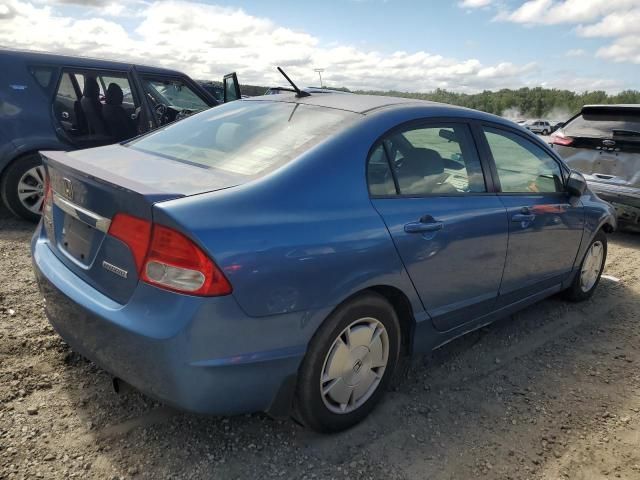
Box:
(366, 285, 415, 357)
(310, 285, 416, 357)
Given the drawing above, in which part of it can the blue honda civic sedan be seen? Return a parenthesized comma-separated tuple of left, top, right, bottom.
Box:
(32, 93, 616, 432)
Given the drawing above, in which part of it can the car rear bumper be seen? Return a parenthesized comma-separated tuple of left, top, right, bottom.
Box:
(588, 181, 640, 224)
(31, 226, 307, 416)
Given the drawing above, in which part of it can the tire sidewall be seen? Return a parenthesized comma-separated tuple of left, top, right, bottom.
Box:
(296, 293, 401, 432)
(1, 154, 43, 223)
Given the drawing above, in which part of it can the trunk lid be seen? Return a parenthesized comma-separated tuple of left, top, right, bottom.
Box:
(41, 144, 241, 304)
(553, 105, 640, 190)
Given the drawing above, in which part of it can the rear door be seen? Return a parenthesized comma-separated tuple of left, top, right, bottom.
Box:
(479, 125, 584, 305)
(369, 120, 508, 332)
(52, 67, 141, 148)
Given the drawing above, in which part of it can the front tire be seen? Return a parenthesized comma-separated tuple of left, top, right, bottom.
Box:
(294, 292, 401, 433)
(565, 230, 607, 301)
(1, 154, 45, 223)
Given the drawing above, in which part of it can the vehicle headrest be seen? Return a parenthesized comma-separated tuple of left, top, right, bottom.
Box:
(401, 148, 444, 178)
(83, 77, 100, 99)
(105, 83, 124, 105)
(215, 122, 242, 152)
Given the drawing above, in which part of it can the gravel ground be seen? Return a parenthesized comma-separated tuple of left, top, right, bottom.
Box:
(1, 204, 639, 480)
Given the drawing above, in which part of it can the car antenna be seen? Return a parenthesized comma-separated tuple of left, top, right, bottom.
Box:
(277, 67, 311, 98)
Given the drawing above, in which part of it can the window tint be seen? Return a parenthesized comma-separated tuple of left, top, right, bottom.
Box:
(383, 124, 485, 195)
(484, 127, 563, 193)
(367, 145, 396, 196)
(129, 101, 358, 176)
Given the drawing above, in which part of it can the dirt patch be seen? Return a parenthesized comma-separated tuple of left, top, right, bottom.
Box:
(1, 204, 639, 479)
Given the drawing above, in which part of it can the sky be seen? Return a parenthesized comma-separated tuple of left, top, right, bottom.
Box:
(0, 0, 639, 93)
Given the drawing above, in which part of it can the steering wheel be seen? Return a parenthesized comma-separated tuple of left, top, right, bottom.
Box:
(175, 109, 192, 121)
(154, 103, 168, 123)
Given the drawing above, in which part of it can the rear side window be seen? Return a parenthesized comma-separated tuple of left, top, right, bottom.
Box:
(369, 124, 485, 196)
(564, 109, 640, 138)
(367, 145, 396, 196)
(484, 127, 563, 193)
(129, 101, 359, 176)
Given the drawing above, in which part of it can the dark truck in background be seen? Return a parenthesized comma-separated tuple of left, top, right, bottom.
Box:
(550, 105, 640, 230)
(0, 49, 240, 221)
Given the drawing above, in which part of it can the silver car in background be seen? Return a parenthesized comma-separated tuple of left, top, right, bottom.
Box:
(525, 120, 552, 135)
(551, 105, 640, 229)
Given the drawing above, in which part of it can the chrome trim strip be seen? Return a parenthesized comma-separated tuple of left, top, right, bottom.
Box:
(53, 193, 111, 233)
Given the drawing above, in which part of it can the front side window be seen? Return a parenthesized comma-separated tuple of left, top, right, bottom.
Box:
(374, 124, 485, 195)
(484, 127, 563, 193)
(142, 77, 209, 112)
(129, 100, 359, 177)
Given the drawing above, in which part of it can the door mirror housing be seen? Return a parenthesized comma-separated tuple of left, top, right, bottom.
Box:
(223, 72, 241, 103)
(566, 170, 587, 197)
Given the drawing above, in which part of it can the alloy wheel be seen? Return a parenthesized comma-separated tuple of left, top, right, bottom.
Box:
(17, 165, 46, 214)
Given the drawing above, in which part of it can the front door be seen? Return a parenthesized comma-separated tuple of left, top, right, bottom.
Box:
(369, 121, 509, 332)
(480, 126, 585, 305)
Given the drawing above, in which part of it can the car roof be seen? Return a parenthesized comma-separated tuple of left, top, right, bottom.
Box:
(2, 48, 186, 77)
(245, 92, 513, 124)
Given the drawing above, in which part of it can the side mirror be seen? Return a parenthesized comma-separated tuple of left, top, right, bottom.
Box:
(223, 72, 241, 103)
(567, 170, 587, 197)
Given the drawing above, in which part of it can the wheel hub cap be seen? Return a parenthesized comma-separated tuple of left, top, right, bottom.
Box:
(580, 241, 604, 292)
(320, 317, 389, 414)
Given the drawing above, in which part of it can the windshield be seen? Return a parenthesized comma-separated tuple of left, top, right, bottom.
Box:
(142, 78, 209, 111)
(564, 110, 640, 139)
(128, 100, 360, 176)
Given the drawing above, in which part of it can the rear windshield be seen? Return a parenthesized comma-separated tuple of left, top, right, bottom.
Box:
(564, 109, 640, 139)
(128, 100, 359, 176)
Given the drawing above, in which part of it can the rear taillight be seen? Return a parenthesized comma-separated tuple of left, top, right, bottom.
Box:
(550, 131, 574, 146)
(108, 214, 152, 273)
(107, 215, 231, 296)
(142, 224, 232, 296)
(41, 170, 52, 213)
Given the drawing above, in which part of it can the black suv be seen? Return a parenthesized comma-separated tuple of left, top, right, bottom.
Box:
(0, 49, 240, 221)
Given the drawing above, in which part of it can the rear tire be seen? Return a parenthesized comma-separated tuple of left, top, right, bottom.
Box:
(293, 292, 401, 433)
(1, 154, 45, 223)
(542, 129, 549, 135)
(564, 230, 607, 302)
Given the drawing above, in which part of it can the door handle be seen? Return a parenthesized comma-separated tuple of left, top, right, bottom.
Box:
(404, 220, 444, 233)
(61, 111, 70, 120)
(593, 173, 614, 180)
(512, 207, 535, 223)
(512, 214, 535, 222)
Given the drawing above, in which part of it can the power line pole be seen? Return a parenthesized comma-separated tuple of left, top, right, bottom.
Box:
(314, 68, 324, 88)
